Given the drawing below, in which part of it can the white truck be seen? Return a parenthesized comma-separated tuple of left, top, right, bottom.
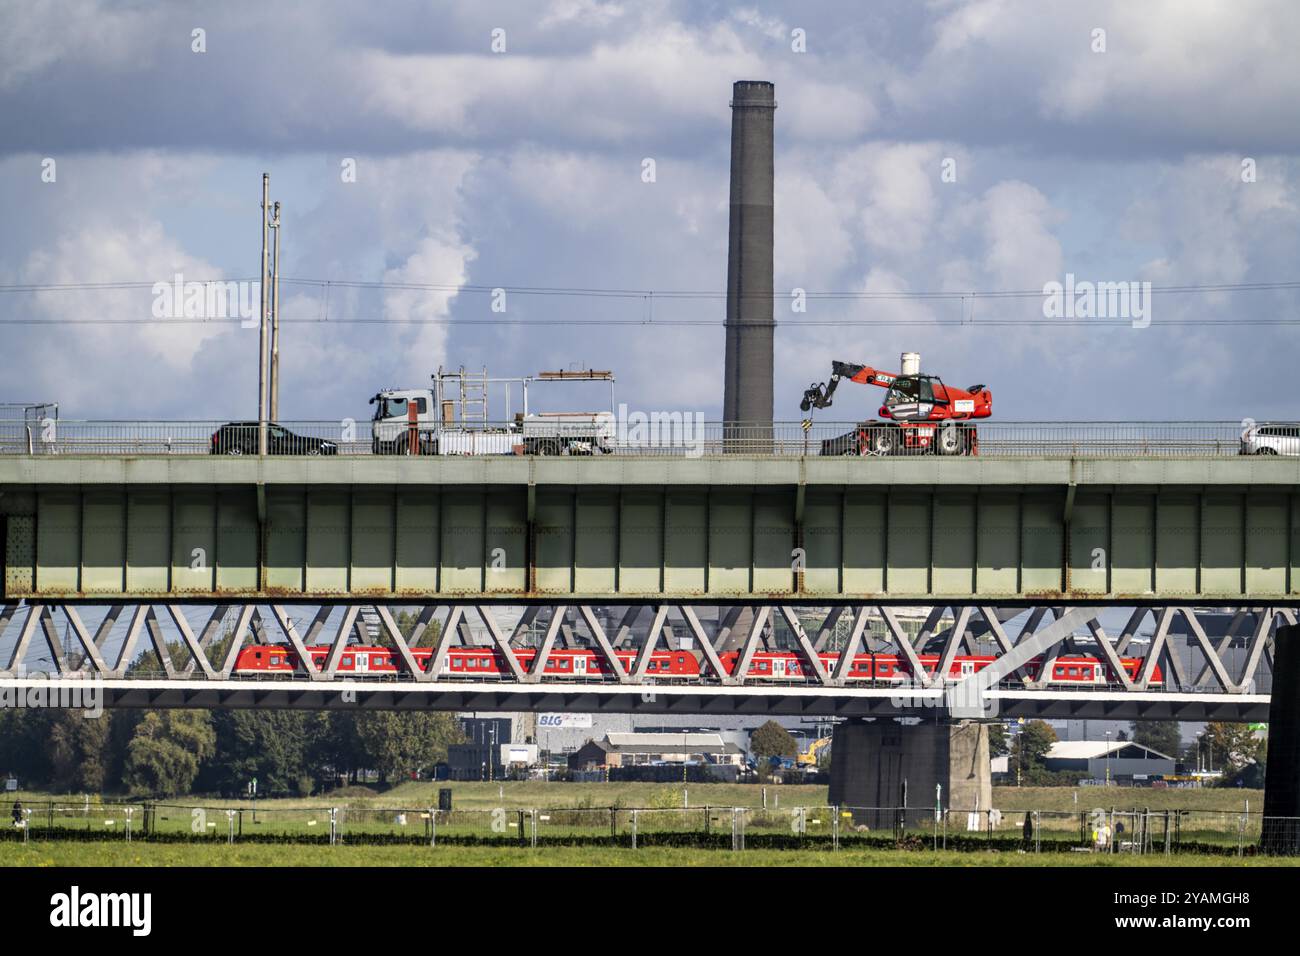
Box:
(369, 368, 617, 456)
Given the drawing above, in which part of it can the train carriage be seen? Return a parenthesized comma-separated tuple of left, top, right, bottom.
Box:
(232, 644, 1160, 686)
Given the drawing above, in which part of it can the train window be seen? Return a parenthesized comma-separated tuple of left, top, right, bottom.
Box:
(343, 656, 353, 666)
(757, 661, 769, 671)
(271, 656, 283, 666)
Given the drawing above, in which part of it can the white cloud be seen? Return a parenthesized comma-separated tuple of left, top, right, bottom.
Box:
(357, 21, 762, 142)
(833, 143, 946, 257)
(0, 0, 154, 90)
(974, 180, 1064, 289)
(16, 220, 231, 408)
(900, 0, 1300, 150)
(382, 236, 475, 382)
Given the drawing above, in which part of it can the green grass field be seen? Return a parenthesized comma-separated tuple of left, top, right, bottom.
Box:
(0, 783, 1275, 865)
(7, 781, 1261, 812)
(1, 841, 1292, 867)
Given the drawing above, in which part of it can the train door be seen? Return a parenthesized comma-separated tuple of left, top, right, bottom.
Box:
(959, 661, 976, 678)
(355, 652, 370, 674)
(772, 658, 787, 679)
(573, 656, 588, 677)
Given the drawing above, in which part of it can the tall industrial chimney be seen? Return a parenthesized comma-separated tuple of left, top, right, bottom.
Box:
(723, 81, 776, 443)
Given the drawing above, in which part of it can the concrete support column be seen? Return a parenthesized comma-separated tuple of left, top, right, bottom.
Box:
(829, 718, 992, 831)
(1262, 624, 1300, 853)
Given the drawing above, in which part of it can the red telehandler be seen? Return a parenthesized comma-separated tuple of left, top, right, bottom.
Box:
(799, 353, 992, 455)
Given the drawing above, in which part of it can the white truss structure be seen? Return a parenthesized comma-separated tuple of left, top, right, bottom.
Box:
(0, 602, 1287, 720)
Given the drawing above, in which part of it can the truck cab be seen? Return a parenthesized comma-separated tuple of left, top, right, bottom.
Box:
(369, 388, 436, 454)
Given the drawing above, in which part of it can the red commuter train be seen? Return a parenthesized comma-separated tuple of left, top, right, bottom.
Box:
(232, 645, 1161, 686)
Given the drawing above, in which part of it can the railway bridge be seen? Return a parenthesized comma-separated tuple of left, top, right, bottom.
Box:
(2, 428, 1299, 832)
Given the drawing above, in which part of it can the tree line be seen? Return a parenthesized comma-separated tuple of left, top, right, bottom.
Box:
(0, 611, 462, 798)
(0, 706, 462, 798)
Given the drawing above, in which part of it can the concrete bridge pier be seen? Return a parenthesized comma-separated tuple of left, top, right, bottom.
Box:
(828, 718, 992, 831)
(1262, 624, 1300, 853)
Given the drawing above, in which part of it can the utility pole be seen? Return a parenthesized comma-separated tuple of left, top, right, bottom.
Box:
(269, 200, 282, 422)
(258, 173, 270, 456)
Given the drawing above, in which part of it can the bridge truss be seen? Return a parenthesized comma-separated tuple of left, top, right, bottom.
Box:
(0, 602, 1285, 720)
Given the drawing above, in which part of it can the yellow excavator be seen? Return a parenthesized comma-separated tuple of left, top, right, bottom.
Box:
(797, 737, 831, 769)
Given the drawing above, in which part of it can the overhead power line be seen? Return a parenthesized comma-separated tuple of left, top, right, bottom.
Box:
(1, 276, 1300, 299)
(1, 275, 1297, 325)
(0, 316, 1297, 327)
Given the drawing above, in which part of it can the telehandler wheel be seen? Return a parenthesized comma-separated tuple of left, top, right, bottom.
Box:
(868, 427, 899, 456)
(936, 423, 965, 456)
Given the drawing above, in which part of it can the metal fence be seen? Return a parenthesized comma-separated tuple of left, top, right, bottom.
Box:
(0, 419, 1256, 458)
(3, 800, 1296, 856)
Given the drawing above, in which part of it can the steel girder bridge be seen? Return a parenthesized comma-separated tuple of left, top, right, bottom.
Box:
(2, 451, 1296, 719)
(4, 455, 1300, 605)
(0, 601, 1283, 720)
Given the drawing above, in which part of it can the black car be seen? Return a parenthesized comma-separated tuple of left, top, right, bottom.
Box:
(209, 422, 338, 456)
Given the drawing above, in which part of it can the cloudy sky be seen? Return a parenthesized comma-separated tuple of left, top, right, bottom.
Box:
(1, 0, 1298, 424)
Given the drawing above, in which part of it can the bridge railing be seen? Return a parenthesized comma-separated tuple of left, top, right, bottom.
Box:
(0, 419, 1253, 458)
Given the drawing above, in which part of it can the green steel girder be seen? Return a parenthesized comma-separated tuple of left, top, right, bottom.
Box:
(1, 456, 1298, 602)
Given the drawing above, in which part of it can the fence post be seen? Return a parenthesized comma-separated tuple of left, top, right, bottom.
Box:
(832, 806, 839, 851)
(429, 807, 436, 848)
(631, 810, 638, 850)
(226, 809, 235, 845)
(124, 807, 133, 843)
(531, 808, 537, 849)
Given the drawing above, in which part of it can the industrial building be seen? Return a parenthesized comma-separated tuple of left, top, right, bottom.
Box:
(568, 732, 746, 772)
(1043, 740, 1176, 782)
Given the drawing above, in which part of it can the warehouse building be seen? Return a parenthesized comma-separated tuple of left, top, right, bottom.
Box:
(1043, 740, 1176, 782)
